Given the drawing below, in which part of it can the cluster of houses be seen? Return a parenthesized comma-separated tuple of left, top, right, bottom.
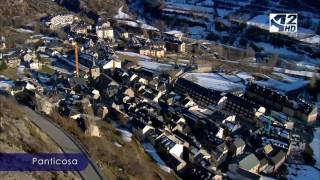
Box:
(0, 46, 54, 72)
(0, 49, 295, 179)
(0, 11, 318, 180)
(245, 83, 318, 123)
(42, 13, 187, 60)
(137, 31, 186, 58)
(44, 14, 79, 30)
(120, 30, 186, 58)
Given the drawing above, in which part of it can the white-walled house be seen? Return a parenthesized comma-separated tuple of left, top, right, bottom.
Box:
(232, 138, 246, 156)
(96, 22, 114, 40)
(30, 62, 42, 70)
(47, 14, 78, 29)
(169, 144, 184, 158)
(103, 59, 121, 69)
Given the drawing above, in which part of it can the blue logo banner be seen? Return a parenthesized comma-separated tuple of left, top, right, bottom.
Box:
(0, 153, 88, 171)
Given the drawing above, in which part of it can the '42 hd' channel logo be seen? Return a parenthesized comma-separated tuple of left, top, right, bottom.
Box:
(269, 13, 297, 33)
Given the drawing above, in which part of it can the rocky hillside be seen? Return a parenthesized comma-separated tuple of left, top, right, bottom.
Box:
(0, 0, 67, 27)
(55, 0, 126, 20)
(0, 0, 126, 28)
(0, 96, 79, 179)
(0, 0, 126, 47)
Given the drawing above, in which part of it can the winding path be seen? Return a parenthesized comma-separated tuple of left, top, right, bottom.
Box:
(20, 105, 105, 180)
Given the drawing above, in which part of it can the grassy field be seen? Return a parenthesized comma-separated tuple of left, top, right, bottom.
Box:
(0, 67, 19, 80)
(117, 54, 140, 62)
(38, 65, 55, 75)
(50, 110, 179, 180)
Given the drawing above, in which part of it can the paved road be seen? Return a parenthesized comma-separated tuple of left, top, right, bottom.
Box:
(20, 106, 105, 180)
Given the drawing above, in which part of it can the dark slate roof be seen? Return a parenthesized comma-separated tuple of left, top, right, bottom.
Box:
(236, 168, 261, 180)
(190, 165, 214, 180)
(246, 83, 314, 113)
(142, 90, 157, 100)
(135, 68, 155, 81)
(68, 77, 87, 88)
(94, 74, 112, 91)
(173, 130, 200, 148)
(175, 78, 223, 102)
(247, 83, 288, 104)
(206, 135, 224, 147)
(163, 153, 183, 169)
(181, 109, 201, 124)
(209, 111, 228, 122)
(132, 117, 147, 129)
(226, 93, 260, 110)
(78, 54, 98, 69)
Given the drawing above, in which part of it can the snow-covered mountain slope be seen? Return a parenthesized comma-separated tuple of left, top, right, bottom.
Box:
(128, 0, 320, 67)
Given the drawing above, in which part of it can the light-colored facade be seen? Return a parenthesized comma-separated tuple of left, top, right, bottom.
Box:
(103, 60, 121, 69)
(239, 153, 260, 174)
(139, 48, 165, 58)
(48, 14, 77, 29)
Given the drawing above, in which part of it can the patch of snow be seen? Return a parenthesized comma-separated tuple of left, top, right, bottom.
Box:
(287, 164, 320, 180)
(39, 54, 50, 58)
(255, 42, 320, 66)
(165, 30, 184, 35)
(113, 142, 123, 148)
(254, 74, 309, 93)
(116, 128, 132, 142)
(272, 72, 301, 83)
(300, 35, 320, 45)
(41, 36, 60, 42)
(0, 75, 9, 80)
(136, 20, 159, 31)
(138, 61, 174, 71)
(273, 68, 320, 78)
(236, 72, 254, 81)
(15, 28, 34, 34)
(249, 14, 268, 24)
(0, 80, 14, 91)
(116, 19, 138, 27)
(116, 19, 159, 31)
(159, 165, 172, 173)
(218, 73, 241, 83)
(114, 6, 132, 19)
(30, 34, 44, 39)
(183, 73, 245, 92)
(142, 142, 167, 166)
